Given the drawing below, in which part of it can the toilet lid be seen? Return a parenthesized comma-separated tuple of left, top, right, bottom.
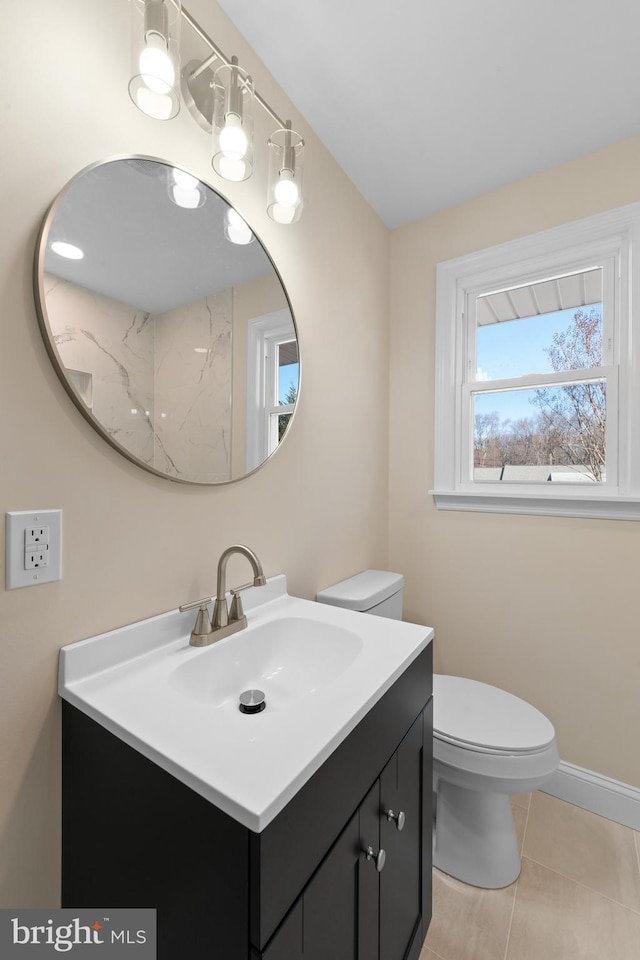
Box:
(433, 675, 555, 754)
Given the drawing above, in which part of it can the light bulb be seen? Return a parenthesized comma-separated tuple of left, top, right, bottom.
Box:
(172, 168, 198, 190)
(139, 33, 175, 93)
(274, 169, 299, 207)
(168, 168, 204, 208)
(270, 203, 297, 225)
(218, 113, 248, 159)
(225, 209, 254, 245)
(134, 85, 173, 120)
(171, 184, 202, 208)
(216, 155, 249, 182)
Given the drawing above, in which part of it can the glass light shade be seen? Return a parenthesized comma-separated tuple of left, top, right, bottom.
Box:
(170, 183, 206, 208)
(168, 167, 206, 208)
(211, 60, 254, 182)
(129, 0, 181, 121)
(267, 126, 304, 224)
(224, 208, 254, 245)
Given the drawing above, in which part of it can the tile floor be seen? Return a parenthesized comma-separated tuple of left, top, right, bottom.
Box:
(421, 791, 640, 960)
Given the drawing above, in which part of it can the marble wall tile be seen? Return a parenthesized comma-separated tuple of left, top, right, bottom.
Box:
(42, 276, 234, 481)
(43, 274, 155, 465)
(154, 290, 232, 482)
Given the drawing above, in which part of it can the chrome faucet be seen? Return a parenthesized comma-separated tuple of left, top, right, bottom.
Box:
(180, 545, 266, 646)
(212, 544, 266, 634)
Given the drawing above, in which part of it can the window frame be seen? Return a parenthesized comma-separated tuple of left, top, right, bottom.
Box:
(246, 309, 298, 472)
(432, 202, 640, 520)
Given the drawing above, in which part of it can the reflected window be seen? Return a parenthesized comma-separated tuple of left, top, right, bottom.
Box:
(246, 311, 298, 471)
(272, 339, 299, 444)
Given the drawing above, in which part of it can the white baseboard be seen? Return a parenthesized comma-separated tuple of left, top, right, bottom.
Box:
(542, 761, 640, 830)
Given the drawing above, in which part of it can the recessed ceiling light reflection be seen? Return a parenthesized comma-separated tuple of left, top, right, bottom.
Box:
(50, 241, 84, 260)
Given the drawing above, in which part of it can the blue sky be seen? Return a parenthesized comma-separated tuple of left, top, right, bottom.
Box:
(278, 361, 299, 404)
(474, 305, 600, 422)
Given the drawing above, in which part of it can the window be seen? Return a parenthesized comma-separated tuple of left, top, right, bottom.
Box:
(272, 337, 299, 445)
(432, 203, 640, 519)
(246, 310, 299, 472)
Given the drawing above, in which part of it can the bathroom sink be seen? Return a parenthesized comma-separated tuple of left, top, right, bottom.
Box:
(59, 575, 432, 830)
(170, 616, 363, 709)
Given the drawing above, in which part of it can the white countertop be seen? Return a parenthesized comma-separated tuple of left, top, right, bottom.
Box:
(59, 576, 433, 832)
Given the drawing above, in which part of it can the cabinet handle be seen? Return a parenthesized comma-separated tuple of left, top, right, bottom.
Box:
(385, 808, 406, 831)
(364, 845, 386, 872)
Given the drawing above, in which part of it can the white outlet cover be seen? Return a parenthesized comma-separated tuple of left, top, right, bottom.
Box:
(6, 510, 63, 589)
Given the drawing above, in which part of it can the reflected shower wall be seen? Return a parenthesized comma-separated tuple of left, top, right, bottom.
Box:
(154, 290, 232, 482)
(43, 274, 233, 481)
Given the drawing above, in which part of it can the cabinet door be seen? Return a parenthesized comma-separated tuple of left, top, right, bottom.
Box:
(261, 706, 431, 960)
(263, 809, 362, 960)
(379, 714, 424, 960)
(263, 781, 384, 960)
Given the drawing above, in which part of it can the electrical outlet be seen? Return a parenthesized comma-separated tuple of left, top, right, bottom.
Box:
(6, 510, 62, 589)
(24, 546, 50, 569)
(25, 525, 49, 548)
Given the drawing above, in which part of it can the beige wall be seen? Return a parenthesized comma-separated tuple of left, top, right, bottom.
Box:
(5, 0, 640, 914)
(389, 135, 640, 790)
(0, 0, 390, 906)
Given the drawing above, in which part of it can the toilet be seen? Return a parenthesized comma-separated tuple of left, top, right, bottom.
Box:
(316, 570, 559, 889)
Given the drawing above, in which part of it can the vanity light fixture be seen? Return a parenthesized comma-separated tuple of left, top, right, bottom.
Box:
(128, 2, 305, 222)
(211, 57, 254, 182)
(224, 208, 254, 245)
(267, 122, 304, 224)
(128, 0, 182, 121)
(50, 241, 84, 260)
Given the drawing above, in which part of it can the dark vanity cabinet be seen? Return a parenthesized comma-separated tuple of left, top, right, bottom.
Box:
(261, 710, 428, 960)
(62, 644, 432, 960)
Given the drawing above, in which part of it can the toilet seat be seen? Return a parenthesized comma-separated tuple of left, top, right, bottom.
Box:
(433, 675, 555, 756)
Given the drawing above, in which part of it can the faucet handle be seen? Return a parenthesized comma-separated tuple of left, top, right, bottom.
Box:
(179, 596, 213, 612)
(229, 588, 245, 623)
(179, 597, 214, 646)
(229, 574, 266, 621)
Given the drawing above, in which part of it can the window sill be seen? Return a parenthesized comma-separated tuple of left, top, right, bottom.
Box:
(430, 490, 640, 521)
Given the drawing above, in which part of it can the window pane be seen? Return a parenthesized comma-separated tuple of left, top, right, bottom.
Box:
(277, 411, 292, 441)
(473, 381, 606, 483)
(476, 268, 603, 380)
(277, 340, 299, 404)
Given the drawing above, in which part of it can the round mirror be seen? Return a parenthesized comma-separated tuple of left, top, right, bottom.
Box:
(34, 157, 299, 484)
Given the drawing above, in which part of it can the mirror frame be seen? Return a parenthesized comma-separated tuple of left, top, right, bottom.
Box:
(33, 155, 300, 485)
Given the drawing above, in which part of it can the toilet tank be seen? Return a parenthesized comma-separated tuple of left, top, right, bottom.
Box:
(316, 570, 404, 620)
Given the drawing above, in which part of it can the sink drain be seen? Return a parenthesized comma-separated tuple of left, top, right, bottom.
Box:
(239, 689, 266, 714)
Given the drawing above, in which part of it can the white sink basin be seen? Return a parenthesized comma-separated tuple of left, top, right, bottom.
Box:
(59, 575, 433, 831)
(170, 616, 363, 710)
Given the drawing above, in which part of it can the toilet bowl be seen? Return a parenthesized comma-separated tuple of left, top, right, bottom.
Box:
(316, 570, 560, 889)
(432, 674, 558, 887)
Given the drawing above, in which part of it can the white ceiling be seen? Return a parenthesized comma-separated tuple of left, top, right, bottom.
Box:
(45, 159, 274, 313)
(218, 0, 640, 229)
